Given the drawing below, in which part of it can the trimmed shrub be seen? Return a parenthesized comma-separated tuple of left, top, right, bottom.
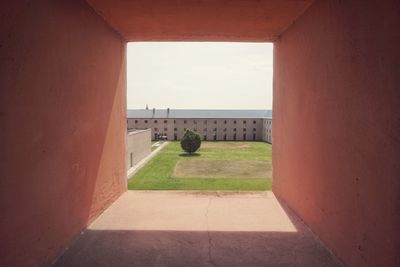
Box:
(180, 129, 201, 154)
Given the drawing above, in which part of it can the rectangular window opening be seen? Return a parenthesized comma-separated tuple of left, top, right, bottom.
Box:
(126, 42, 273, 190)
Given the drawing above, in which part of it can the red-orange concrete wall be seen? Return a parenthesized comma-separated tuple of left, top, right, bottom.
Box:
(273, 0, 400, 266)
(0, 1, 127, 266)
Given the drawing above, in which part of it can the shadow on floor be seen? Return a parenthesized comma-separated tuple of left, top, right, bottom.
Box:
(53, 191, 343, 267)
(54, 229, 341, 267)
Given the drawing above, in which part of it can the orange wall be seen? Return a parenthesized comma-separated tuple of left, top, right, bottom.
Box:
(273, 0, 400, 266)
(0, 1, 126, 266)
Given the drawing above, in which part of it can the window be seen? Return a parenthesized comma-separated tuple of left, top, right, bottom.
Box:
(144, 120, 148, 123)
(213, 128, 217, 131)
(174, 120, 176, 123)
(184, 120, 187, 124)
(194, 128, 197, 131)
(174, 133, 177, 141)
(154, 128, 158, 131)
(243, 133, 247, 140)
(154, 120, 158, 123)
(213, 135, 217, 141)
(243, 128, 247, 132)
(174, 128, 177, 131)
(253, 128, 256, 132)
(164, 128, 167, 131)
(243, 120, 247, 124)
(135, 120, 138, 123)
(203, 135, 207, 141)
(224, 128, 227, 132)
(164, 120, 167, 123)
(184, 128, 187, 131)
(223, 134, 227, 141)
(224, 120, 227, 124)
(233, 120, 237, 124)
(194, 120, 197, 124)
(204, 128, 207, 132)
(204, 120, 207, 124)
(214, 120, 217, 124)
(233, 128, 237, 132)
(253, 120, 256, 124)
(233, 133, 237, 141)
(253, 133, 256, 141)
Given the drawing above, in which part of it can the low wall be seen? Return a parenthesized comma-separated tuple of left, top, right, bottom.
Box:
(126, 129, 151, 173)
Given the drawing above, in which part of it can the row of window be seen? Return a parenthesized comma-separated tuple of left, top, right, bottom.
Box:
(134, 119, 258, 124)
(204, 133, 255, 141)
(160, 133, 258, 141)
(153, 128, 258, 132)
(151, 120, 168, 124)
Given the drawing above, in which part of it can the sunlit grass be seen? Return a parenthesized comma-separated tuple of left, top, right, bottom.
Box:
(128, 141, 272, 191)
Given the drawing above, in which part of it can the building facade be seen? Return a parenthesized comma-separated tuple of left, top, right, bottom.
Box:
(262, 118, 273, 143)
(127, 109, 272, 143)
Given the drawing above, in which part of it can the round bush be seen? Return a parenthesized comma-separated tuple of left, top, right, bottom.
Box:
(180, 129, 201, 154)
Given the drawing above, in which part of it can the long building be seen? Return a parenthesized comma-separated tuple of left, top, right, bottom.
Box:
(127, 109, 272, 142)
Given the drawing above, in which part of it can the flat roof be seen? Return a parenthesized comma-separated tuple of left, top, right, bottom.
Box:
(127, 109, 272, 119)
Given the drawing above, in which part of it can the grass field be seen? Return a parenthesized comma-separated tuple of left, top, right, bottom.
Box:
(128, 141, 272, 191)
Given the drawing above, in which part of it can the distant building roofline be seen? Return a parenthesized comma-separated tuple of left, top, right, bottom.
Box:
(127, 109, 272, 119)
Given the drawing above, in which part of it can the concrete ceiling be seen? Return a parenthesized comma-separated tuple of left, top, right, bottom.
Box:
(86, 0, 314, 42)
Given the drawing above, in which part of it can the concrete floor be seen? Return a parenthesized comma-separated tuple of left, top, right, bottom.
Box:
(54, 191, 342, 267)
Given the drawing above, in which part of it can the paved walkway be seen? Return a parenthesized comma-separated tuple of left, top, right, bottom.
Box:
(54, 191, 342, 267)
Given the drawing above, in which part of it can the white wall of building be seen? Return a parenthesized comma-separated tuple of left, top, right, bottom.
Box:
(262, 119, 273, 143)
(128, 118, 272, 143)
(126, 129, 151, 172)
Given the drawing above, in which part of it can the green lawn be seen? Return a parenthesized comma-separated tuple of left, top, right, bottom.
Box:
(128, 141, 272, 191)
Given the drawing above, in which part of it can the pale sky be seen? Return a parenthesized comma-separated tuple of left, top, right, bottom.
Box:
(127, 42, 273, 110)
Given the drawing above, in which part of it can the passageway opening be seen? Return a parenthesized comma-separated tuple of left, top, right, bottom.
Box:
(125, 42, 274, 191)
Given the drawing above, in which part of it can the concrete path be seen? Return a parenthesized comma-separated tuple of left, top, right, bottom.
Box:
(54, 191, 342, 267)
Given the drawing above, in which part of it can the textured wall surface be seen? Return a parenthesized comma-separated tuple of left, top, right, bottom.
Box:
(273, 0, 400, 266)
(0, 1, 127, 266)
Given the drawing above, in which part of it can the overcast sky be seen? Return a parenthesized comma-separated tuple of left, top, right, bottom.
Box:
(127, 42, 273, 110)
